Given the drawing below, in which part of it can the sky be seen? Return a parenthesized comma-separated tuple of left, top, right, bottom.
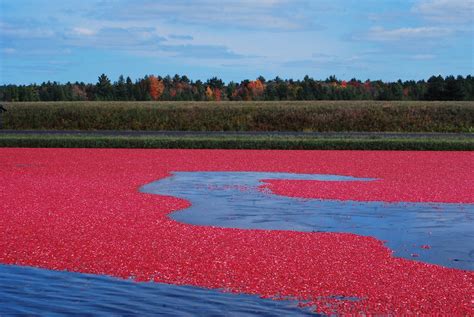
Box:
(0, 0, 473, 84)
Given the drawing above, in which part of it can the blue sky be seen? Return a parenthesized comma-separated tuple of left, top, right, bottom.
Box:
(0, 0, 472, 84)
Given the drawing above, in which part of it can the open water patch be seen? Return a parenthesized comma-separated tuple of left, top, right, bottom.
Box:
(0, 264, 317, 316)
(141, 171, 474, 270)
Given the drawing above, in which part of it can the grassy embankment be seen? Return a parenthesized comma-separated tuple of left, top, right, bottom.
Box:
(1, 101, 473, 150)
(1, 133, 472, 150)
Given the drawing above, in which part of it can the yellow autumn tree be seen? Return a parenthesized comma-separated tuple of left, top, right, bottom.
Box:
(205, 86, 214, 100)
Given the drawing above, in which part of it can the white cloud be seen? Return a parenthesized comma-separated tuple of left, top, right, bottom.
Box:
(99, 1, 312, 31)
(2, 48, 16, 54)
(0, 22, 54, 38)
(233, 0, 284, 6)
(368, 26, 453, 41)
(72, 27, 96, 36)
(411, 54, 436, 60)
(413, 0, 474, 23)
(65, 27, 166, 50)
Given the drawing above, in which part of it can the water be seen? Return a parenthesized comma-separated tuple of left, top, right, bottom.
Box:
(0, 264, 316, 316)
(141, 171, 474, 270)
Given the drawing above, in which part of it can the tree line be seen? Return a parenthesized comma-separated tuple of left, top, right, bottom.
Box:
(1, 74, 472, 102)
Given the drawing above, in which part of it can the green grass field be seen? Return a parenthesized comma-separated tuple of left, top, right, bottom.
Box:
(1, 132, 472, 150)
(1, 101, 472, 150)
(2, 101, 473, 132)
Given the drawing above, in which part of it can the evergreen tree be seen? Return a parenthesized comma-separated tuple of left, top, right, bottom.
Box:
(115, 75, 128, 101)
(96, 74, 113, 100)
(126, 77, 134, 100)
(444, 75, 465, 100)
(425, 75, 445, 100)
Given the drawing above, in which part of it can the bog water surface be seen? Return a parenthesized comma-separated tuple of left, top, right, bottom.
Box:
(0, 264, 316, 316)
(142, 172, 474, 270)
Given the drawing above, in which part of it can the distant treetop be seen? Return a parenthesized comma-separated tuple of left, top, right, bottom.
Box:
(1, 74, 472, 102)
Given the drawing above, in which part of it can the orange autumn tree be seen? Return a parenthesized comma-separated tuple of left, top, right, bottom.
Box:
(247, 79, 265, 99)
(205, 86, 214, 100)
(148, 75, 164, 100)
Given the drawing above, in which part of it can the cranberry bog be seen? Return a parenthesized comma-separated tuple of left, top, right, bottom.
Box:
(1, 148, 473, 315)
